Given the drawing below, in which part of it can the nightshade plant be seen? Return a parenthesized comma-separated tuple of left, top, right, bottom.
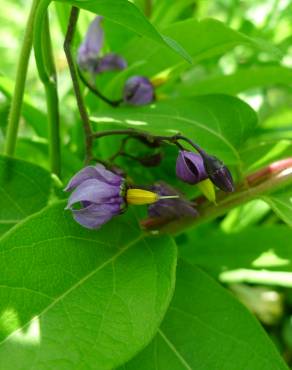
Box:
(1, 1, 292, 370)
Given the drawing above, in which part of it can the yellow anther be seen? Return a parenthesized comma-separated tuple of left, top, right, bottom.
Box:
(126, 189, 159, 205)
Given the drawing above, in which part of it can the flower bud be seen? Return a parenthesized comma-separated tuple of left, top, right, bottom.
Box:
(176, 150, 208, 184)
(202, 154, 234, 192)
(123, 76, 154, 106)
(197, 179, 216, 203)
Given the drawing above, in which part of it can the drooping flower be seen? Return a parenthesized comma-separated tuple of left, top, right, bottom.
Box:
(65, 165, 169, 229)
(123, 76, 154, 106)
(65, 164, 126, 229)
(148, 182, 197, 220)
(202, 154, 234, 192)
(77, 16, 127, 75)
(176, 150, 208, 184)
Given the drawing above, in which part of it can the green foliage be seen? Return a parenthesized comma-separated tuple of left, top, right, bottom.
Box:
(0, 156, 52, 235)
(0, 203, 177, 369)
(119, 262, 288, 370)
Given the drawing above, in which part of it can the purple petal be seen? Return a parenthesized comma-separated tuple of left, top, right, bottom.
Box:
(123, 76, 154, 106)
(67, 179, 121, 209)
(95, 53, 127, 73)
(65, 164, 122, 192)
(176, 150, 208, 184)
(148, 182, 197, 219)
(77, 16, 104, 71)
(72, 203, 121, 229)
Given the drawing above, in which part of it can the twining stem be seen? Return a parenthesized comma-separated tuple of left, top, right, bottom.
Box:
(78, 68, 122, 107)
(64, 6, 93, 163)
(4, 0, 40, 156)
(41, 12, 61, 176)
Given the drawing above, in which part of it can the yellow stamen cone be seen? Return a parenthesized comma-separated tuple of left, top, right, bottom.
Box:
(197, 179, 216, 204)
(126, 189, 159, 205)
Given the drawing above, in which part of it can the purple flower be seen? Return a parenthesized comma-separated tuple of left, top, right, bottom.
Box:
(148, 182, 197, 220)
(95, 53, 127, 73)
(176, 150, 208, 184)
(65, 164, 126, 229)
(123, 76, 154, 106)
(202, 154, 235, 192)
(77, 16, 127, 74)
(77, 16, 104, 73)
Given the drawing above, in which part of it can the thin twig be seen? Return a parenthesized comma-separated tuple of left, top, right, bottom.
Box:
(77, 68, 122, 107)
(64, 6, 93, 163)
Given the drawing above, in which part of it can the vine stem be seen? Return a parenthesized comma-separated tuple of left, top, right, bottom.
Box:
(143, 163, 292, 234)
(64, 7, 93, 163)
(33, 0, 61, 176)
(4, 0, 40, 156)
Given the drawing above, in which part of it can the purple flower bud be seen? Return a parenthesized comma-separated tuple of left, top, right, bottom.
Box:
(202, 154, 235, 192)
(65, 164, 126, 229)
(148, 182, 197, 220)
(176, 150, 208, 184)
(123, 76, 154, 106)
(77, 16, 104, 73)
(95, 53, 127, 73)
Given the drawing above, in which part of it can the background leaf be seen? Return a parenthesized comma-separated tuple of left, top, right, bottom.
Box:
(61, 0, 192, 63)
(0, 156, 52, 236)
(0, 202, 177, 370)
(91, 95, 257, 165)
(119, 262, 288, 370)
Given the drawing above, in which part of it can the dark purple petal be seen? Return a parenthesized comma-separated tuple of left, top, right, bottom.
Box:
(67, 179, 120, 209)
(123, 76, 154, 106)
(176, 150, 208, 184)
(65, 164, 123, 191)
(148, 182, 197, 219)
(202, 154, 235, 192)
(72, 203, 121, 229)
(95, 53, 127, 73)
(77, 16, 104, 72)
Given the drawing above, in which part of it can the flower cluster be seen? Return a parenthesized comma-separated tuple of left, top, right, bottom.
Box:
(77, 16, 154, 106)
(65, 147, 234, 229)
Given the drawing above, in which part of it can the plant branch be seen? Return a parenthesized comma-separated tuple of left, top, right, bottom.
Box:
(77, 68, 122, 107)
(145, 161, 292, 234)
(4, 0, 40, 156)
(64, 6, 93, 163)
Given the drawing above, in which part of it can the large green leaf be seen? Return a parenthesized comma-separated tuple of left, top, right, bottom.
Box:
(119, 262, 287, 370)
(0, 156, 52, 236)
(91, 95, 257, 164)
(180, 226, 292, 287)
(61, 0, 192, 63)
(0, 202, 177, 370)
(120, 18, 281, 76)
(179, 66, 292, 96)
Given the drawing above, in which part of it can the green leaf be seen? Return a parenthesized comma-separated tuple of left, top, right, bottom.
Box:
(0, 202, 177, 370)
(180, 226, 292, 287)
(61, 0, 192, 63)
(179, 66, 292, 96)
(262, 185, 292, 227)
(120, 18, 281, 76)
(0, 156, 52, 236)
(91, 95, 257, 164)
(119, 262, 287, 370)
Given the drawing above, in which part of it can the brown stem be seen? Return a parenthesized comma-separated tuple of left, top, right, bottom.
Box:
(144, 161, 292, 234)
(64, 6, 93, 163)
(77, 68, 122, 107)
